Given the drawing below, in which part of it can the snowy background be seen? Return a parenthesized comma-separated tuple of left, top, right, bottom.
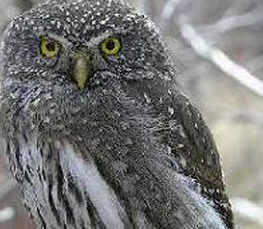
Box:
(1, 0, 263, 228)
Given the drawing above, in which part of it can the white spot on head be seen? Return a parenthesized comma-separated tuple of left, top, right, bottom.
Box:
(177, 144, 184, 149)
(100, 19, 107, 25)
(180, 156, 187, 168)
(57, 22, 61, 29)
(168, 107, 174, 116)
(167, 146, 172, 155)
(143, 93, 151, 103)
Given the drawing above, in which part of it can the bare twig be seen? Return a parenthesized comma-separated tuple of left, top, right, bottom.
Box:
(0, 207, 15, 223)
(231, 198, 263, 226)
(223, 0, 261, 18)
(160, 0, 182, 26)
(214, 111, 263, 126)
(200, 11, 263, 36)
(178, 21, 263, 98)
(160, 0, 263, 98)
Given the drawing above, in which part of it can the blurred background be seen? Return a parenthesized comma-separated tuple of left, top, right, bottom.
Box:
(0, 0, 263, 228)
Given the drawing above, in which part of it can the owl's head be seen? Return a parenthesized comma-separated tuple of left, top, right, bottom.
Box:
(2, 0, 170, 86)
(0, 0, 174, 141)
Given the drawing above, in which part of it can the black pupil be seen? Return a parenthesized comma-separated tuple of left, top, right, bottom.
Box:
(106, 39, 116, 50)
(46, 41, 56, 52)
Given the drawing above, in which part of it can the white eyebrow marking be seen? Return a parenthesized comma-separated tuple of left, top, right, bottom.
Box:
(37, 32, 73, 48)
(86, 31, 113, 47)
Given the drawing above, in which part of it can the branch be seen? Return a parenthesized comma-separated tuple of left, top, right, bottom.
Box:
(160, 0, 182, 25)
(0, 207, 15, 223)
(210, 111, 263, 126)
(222, 0, 262, 18)
(160, 0, 263, 98)
(199, 11, 263, 36)
(0, 178, 17, 223)
(231, 198, 263, 226)
(178, 21, 263, 98)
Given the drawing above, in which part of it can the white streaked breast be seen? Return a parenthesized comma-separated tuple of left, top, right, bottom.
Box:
(60, 142, 125, 229)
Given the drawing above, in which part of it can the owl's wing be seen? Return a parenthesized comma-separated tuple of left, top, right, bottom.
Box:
(168, 93, 234, 228)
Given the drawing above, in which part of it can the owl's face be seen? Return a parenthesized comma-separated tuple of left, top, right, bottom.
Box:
(2, 0, 169, 85)
(1, 0, 172, 139)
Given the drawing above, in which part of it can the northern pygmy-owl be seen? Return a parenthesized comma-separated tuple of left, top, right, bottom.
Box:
(0, 0, 234, 228)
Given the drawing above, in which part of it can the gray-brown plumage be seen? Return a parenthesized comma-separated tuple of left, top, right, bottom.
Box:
(0, 0, 234, 228)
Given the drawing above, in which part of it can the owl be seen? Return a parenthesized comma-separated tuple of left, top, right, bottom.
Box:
(0, 0, 234, 228)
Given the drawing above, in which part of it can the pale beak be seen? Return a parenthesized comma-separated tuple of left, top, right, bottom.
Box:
(72, 53, 93, 89)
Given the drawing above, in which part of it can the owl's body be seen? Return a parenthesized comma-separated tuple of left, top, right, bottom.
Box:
(0, 0, 234, 228)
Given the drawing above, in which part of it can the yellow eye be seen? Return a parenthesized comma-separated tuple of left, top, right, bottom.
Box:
(40, 37, 61, 59)
(101, 37, 122, 56)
